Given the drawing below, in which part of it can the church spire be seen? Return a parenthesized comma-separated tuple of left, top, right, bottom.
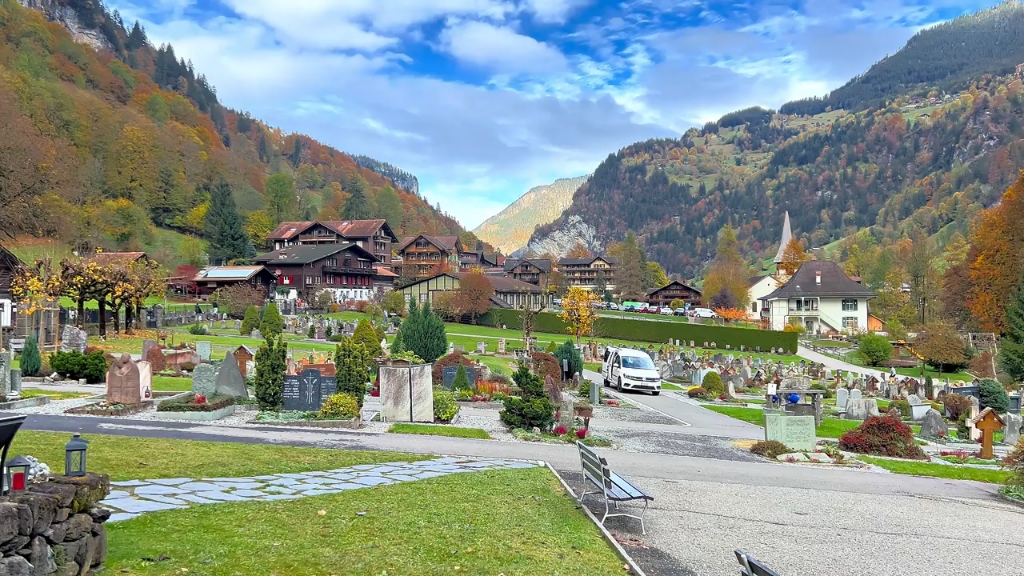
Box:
(773, 211, 793, 264)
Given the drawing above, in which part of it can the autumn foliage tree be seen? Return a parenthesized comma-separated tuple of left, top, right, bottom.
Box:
(778, 237, 810, 277)
(914, 323, 969, 373)
(454, 270, 494, 324)
(965, 174, 1024, 332)
(566, 243, 592, 259)
(559, 287, 599, 344)
(703, 225, 751, 310)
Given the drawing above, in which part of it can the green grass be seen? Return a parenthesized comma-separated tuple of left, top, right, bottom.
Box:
(106, 467, 623, 575)
(859, 456, 1011, 483)
(705, 405, 920, 439)
(323, 311, 373, 322)
(468, 354, 516, 376)
(152, 375, 192, 392)
(18, 389, 94, 400)
(388, 423, 492, 439)
(10, 432, 429, 481)
(95, 331, 338, 358)
(810, 339, 851, 349)
(661, 382, 684, 391)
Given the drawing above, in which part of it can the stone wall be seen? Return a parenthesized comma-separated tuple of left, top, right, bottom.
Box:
(0, 473, 110, 576)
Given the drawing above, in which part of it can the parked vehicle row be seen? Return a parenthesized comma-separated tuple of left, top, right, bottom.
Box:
(550, 298, 721, 320)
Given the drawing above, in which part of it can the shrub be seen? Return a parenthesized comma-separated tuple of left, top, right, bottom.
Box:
(318, 393, 360, 420)
(433, 389, 459, 423)
(452, 365, 472, 392)
(1003, 438, 1024, 487)
(188, 322, 208, 335)
(431, 352, 475, 386)
(402, 301, 447, 362)
(383, 290, 405, 316)
(783, 323, 805, 334)
(809, 382, 834, 399)
(531, 352, 561, 382)
(335, 336, 372, 408)
(575, 428, 587, 439)
(669, 299, 686, 309)
(325, 325, 333, 339)
(858, 334, 893, 366)
(240, 305, 260, 336)
(943, 394, 973, 421)
(390, 351, 424, 364)
(211, 283, 265, 318)
(259, 303, 284, 338)
(838, 414, 927, 459)
(307, 324, 316, 339)
(545, 341, 558, 353)
(157, 394, 235, 412)
(254, 337, 287, 411)
(19, 336, 41, 377)
(353, 319, 383, 357)
(750, 440, 790, 459)
(889, 399, 911, 419)
(578, 380, 601, 400)
(500, 365, 554, 431)
(553, 425, 568, 436)
(978, 379, 1009, 413)
(702, 372, 725, 397)
(553, 340, 583, 378)
(49, 351, 107, 383)
(687, 386, 708, 398)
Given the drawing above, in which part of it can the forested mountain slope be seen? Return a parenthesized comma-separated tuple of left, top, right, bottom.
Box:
(529, 2, 1024, 280)
(1, 0, 469, 267)
(473, 175, 589, 255)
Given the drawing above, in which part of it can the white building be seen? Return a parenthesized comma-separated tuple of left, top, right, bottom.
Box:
(760, 261, 875, 334)
(748, 275, 781, 317)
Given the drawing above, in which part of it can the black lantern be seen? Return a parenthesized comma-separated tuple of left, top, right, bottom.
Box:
(5, 456, 30, 493)
(64, 434, 89, 477)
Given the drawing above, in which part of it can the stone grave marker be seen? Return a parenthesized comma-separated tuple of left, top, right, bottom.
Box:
(1004, 413, 1022, 446)
(8, 369, 20, 398)
(973, 408, 1004, 460)
(919, 409, 947, 438)
(836, 388, 849, 410)
(442, 366, 477, 390)
(137, 360, 154, 400)
(849, 389, 863, 401)
(498, 339, 506, 354)
(235, 320, 242, 331)
(141, 340, 158, 362)
(251, 329, 262, 340)
(379, 364, 433, 422)
(196, 341, 212, 362)
(191, 363, 217, 398)
(764, 412, 816, 451)
(283, 369, 325, 412)
(107, 354, 143, 405)
(214, 353, 249, 398)
(476, 342, 486, 354)
(316, 326, 325, 340)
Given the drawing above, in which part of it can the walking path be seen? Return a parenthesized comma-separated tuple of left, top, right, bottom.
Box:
(797, 345, 880, 378)
(101, 456, 539, 522)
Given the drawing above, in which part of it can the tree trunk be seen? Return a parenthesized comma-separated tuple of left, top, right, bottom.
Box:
(98, 299, 107, 338)
(76, 297, 85, 328)
(112, 305, 121, 335)
(124, 305, 134, 335)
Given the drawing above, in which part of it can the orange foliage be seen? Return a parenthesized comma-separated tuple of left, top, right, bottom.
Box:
(713, 308, 751, 322)
(967, 175, 1024, 332)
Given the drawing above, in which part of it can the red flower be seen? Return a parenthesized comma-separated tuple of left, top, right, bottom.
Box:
(575, 428, 587, 439)
(553, 425, 568, 435)
(194, 394, 207, 404)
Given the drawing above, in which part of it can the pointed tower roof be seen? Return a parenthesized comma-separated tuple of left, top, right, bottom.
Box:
(773, 211, 793, 264)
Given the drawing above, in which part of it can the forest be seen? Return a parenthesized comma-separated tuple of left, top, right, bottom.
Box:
(0, 0, 473, 268)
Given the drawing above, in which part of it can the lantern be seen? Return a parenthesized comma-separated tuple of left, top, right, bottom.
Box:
(64, 434, 89, 477)
(5, 456, 31, 493)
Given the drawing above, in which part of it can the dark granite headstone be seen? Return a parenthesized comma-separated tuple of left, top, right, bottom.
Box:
(282, 369, 335, 411)
(441, 366, 477, 390)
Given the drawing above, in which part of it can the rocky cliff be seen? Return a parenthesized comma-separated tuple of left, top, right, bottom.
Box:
(17, 0, 113, 51)
(473, 175, 588, 255)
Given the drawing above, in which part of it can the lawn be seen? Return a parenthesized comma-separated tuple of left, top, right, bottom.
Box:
(809, 339, 851, 349)
(152, 375, 192, 392)
(662, 382, 684, 391)
(106, 467, 624, 575)
(10, 432, 429, 481)
(704, 405, 920, 439)
(93, 331, 338, 358)
(859, 456, 1011, 484)
(388, 423, 492, 439)
(18, 389, 94, 400)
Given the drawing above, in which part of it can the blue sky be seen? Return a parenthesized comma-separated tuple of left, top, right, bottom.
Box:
(107, 0, 1000, 229)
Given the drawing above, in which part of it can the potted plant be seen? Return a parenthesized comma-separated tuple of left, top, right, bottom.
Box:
(574, 400, 593, 418)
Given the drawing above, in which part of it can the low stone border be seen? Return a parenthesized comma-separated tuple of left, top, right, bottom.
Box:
(0, 396, 50, 410)
(457, 401, 504, 410)
(245, 417, 361, 429)
(66, 400, 154, 417)
(154, 404, 237, 421)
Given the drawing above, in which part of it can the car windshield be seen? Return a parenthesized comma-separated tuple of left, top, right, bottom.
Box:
(621, 355, 655, 370)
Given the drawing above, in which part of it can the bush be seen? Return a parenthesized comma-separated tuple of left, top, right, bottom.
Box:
(433, 389, 459, 423)
(19, 336, 41, 377)
(307, 324, 316, 339)
(452, 365, 472, 392)
(669, 299, 687, 309)
(431, 352, 475, 386)
(188, 322, 208, 335)
(353, 319, 382, 357)
(318, 393, 360, 420)
(211, 283, 265, 318)
(750, 440, 791, 459)
(978, 379, 1009, 413)
(858, 334, 893, 366)
(335, 337, 372, 408)
(553, 340, 583, 379)
(240, 305, 260, 336)
(889, 399, 911, 419)
(687, 386, 708, 398)
(254, 337, 287, 411)
(544, 341, 557, 353)
(531, 352, 561, 383)
(402, 301, 447, 362)
(1003, 438, 1024, 487)
(383, 290, 406, 316)
(702, 372, 725, 397)
(157, 394, 235, 412)
(943, 394, 973, 421)
(49, 351, 107, 383)
(500, 364, 554, 430)
(838, 414, 927, 459)
(783, 323, 805, 334)
(809, 382, 834, 399)
(577, 380, 601, 400)
(259, 303, 284, 338)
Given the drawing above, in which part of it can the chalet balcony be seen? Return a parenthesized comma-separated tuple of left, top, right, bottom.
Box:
(299, 233, 338, 243)
(324, 266, 375, 276)
(789, 307, 818, 314)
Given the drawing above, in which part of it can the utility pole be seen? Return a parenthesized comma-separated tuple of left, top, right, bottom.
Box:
(920, 295, 926, 380)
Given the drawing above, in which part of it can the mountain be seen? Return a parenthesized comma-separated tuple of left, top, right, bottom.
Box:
(529, 0, 1024, 280)
(472, 175, 588, 255)
(1, 0, 470, 267)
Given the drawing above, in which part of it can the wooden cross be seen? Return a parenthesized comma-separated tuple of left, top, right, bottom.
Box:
(973, 408, 1005, 460)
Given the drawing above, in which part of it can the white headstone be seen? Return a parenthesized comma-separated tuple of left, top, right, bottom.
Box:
(836, 388, 849, 409)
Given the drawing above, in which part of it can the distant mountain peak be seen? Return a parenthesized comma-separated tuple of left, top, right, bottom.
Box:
(473, 175, 589, 254)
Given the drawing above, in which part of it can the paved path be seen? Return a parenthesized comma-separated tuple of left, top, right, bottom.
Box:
(797, 345, 880, 378)
(102, 457, 538, 522)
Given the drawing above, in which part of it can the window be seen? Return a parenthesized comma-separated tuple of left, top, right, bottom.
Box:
(843, 317, 857, 328)
(842, 299, 858, 311)
(751, 302, 758, 313)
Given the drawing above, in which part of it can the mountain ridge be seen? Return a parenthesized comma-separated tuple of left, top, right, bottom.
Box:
(472, 175, 589, 255)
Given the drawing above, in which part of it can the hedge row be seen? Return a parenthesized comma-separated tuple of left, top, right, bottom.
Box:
(477, 309, 798, 353)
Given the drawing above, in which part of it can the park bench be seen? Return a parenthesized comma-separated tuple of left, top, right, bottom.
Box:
(735, 550, 782, 576)
(576, 442, 653, 534)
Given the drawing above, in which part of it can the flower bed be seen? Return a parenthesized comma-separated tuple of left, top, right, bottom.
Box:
(157, 393, 236, 412)
(66, 400, 154, 416)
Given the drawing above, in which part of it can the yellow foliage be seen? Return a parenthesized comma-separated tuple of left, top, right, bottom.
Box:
(559, 287, 599, 344)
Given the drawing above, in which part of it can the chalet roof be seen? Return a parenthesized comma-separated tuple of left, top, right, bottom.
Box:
(399, 272, 543, 294)
(267, 220, 398, 242)
(373, 265, 398, 278)
(254, 243, 378, 266)
(557, 256, 618, 267)
(194, 266, 266, 282)
(396, 234, 461, 253)
(267, 221, 315, 240)
(646, 280, 702, 297)
(773, 211, 793, 264)
(762, 260, 875, 300)
(503, 258, 552, 273)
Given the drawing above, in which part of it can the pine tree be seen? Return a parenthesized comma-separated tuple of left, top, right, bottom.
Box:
(335, 336, 372, 408)
(258, 133, 269, 163)
(452, 365, 472, 391)
(240, 305, 259, 335)
(259, 302, 284, 338)
(343, 174, 369, 219)
(615, 231, 646, 301)
(255, 336, 287, 411)
(264, 173, 296, 224)
(353, 319, 383, 357)
(290, 138, 303, 168)
(1000, 269, 1024, 382)
(375, 186, 404, 229)
(391, 327, 406, 354)
(403, 301, 446, 362)
(205, 179, 253, 264)
(19, 336, 41, 377)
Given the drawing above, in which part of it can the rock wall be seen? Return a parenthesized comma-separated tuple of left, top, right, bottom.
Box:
(0, 473, 111, 576)
(523, 214, 603, 258)
(17, 0, 114, 52)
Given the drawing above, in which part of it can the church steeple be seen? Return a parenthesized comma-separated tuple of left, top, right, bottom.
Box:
(773, 211, 793, 264)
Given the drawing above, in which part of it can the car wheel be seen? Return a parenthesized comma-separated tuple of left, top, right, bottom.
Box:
(652, 391, 660, 396)
(617, 378, 623, 392)
(603, 379, 609, 387)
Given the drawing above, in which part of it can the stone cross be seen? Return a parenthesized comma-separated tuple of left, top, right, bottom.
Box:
(973, 408, 1004, 460)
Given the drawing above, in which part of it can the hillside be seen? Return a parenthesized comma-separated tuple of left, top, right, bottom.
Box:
(0, 0, 469, 267)
(472, 175, 588, 255)
(529, 1, 1024, 280)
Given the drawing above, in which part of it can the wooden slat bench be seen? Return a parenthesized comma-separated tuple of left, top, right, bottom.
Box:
(735, 550, 782, 576)
(576, 442, 653, 534)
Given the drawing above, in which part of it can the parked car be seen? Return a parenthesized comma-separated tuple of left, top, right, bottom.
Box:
(552, 298, 562, 307)
(607, 302, 620, 311)
(636, 303, 650, 312)
(659, 306, 673, 315)
(673, 308, 688, 316)
(601, 346, 661, 395)
(691, 307, 719, 319)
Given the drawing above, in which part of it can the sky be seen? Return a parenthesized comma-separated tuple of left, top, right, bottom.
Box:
(106, 0, 1000, 229)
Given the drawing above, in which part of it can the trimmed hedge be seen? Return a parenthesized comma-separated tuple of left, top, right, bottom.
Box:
(478, 309, 797, 353)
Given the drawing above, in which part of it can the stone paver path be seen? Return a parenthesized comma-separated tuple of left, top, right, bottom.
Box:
(102, 457, 540, 522)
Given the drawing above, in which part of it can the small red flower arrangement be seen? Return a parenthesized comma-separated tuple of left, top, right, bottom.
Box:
(605, 399, 620, 407)
(575, 428, 587, 439)
(553, 425, 568, 435)
(194, 394, 207, 404)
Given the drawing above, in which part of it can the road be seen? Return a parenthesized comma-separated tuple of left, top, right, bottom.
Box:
(797, 344, 883, 378)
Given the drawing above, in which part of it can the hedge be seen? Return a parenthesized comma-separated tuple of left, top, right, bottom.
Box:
(477, 309, 797, 353)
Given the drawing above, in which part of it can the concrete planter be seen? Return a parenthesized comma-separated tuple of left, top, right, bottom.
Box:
(457, 400, 504, 410)
(0, 396, 50, 410)
(66, 401, 154, 416)
(247, 417, 361, 429)
(154, 404, 237, 421)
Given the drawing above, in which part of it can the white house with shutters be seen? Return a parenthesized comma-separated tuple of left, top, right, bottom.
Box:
(759, 261, 875, 334)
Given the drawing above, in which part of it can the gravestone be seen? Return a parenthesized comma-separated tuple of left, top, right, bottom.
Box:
(235, 320, 242, 331)
(969, 396, 981, 440)
(251, 329, 262, 341)
(919, 409, 947, 438)
(973, 408, 1004, 460)
(214, 353, 249, 398)
(106, 354, 143, 405)
(196, 341, 212, 362)
(1009, 392, 1022, 415)
(60, 325, 88, 353)
(454, 345, 465, 353)
(441, 366, 477, 390)
(141, 340, 158, 362)
(137, 360, 154, 400)
(8, 369, 20, 398)
(476, 342, 486, 354)
(0, 355, 8, 396)
(379, 364, 433, 422)
(836, 388, 849, 410)
(191, 363, 217, 398)
(558, 398, 574, 428)
(764, 412, 816, 451)
(844, 398, 879, 421)
(283, 368, 326, 412)
(1003, 413, 1022, 446)
(316, 326, 325, 340)
(780, 376, 810, 390)
(448, 343, 455, 354)
(849, 389, 863, 401)
(498, 339, 506, 354)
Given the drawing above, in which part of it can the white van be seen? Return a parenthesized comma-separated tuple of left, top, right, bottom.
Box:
(691, 307, 719, 319)
(601, 346, 661, 395)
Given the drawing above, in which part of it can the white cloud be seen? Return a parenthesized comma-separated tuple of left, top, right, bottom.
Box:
(440, 20, 569, 75)
(520, 0, 591, 23)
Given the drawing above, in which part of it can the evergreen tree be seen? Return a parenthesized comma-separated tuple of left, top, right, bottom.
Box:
(375, 185, 404, 228)
(205, 179, 253, 264)
(264, 172, 296, 224)
(1000, 269, 1024, 382)
(255, 336, 287, 411)
(343, 174, 370, 219)
(240, 305, 260, 335)
(290, 138, 303, 168)
(259, 302, 284, 338)
(258, 133, 269, 163)
(403, 300, 446, 362)
(19, 336, 41, 377)
(615, 231, 646, 301)
(126, 21, 148, 51)
(390, 327, 406, 355)
(353, 319, 383, 357)
(452, 365, 472, 391)
(335, 336, 372, 408)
